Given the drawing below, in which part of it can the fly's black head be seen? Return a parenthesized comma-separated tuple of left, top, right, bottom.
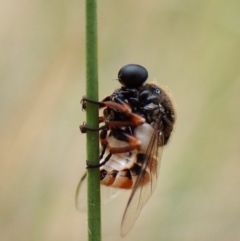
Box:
(118, 64, 148, 88)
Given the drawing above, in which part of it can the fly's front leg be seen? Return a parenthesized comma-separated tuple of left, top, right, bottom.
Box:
(81, 96, 106, 110)
(81, 96, 131, 113)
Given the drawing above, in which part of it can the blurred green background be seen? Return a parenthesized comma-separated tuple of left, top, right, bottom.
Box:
(1, 1, 240, 241)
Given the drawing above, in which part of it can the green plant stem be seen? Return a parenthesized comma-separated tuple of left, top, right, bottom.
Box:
(85, 0, 101, 241)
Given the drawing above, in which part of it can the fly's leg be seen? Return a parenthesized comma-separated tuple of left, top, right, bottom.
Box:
(80, 111, 145, 133)
(81, 117, 143, 168)
(87, 131, 141, 168)
(79, 122, 107, 133)
(80, 96, 135, 133)
(85, 129, 108, 168)
(80, 96, 145, 133)
(106, 112, 144, 128)
(81, 96, 131, 113)
(87, 153, 112, 168)
(80, 96, 144, 168)
(108, 132, 141, 154)
(84, 117, 142, 169)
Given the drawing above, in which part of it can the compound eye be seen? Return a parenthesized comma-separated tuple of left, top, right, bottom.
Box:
(118, 64, 148, 88)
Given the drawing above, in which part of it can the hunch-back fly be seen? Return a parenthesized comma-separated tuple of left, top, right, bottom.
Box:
(76, 64, 175, 237)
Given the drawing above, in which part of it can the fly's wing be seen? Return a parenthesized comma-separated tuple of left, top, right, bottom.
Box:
(75, 171, 87, 211)
(120, 120, 164, 237)
(75, 171, 122, 211)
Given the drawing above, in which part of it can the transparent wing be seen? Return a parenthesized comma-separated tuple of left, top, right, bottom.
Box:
(75, 171, 122, 211)
(75, 171, 87, 211)
(120, 120, 164, 237)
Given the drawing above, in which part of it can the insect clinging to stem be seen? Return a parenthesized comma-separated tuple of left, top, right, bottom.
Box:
(76, 64, 176, 237)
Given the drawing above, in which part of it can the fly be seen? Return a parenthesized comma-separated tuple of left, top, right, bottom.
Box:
(76, 64, 176, 237)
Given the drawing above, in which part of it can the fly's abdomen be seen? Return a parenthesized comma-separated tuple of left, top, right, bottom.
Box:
(100, 152, 157, 189)
(100, 151, 136, 189)
(100, 123, 156, 189)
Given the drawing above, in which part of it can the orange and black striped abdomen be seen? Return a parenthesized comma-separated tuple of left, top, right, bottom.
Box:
(100, 152, 157, 189)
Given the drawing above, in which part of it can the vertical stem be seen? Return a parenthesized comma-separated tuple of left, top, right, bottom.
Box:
(85, 0, 101, 241)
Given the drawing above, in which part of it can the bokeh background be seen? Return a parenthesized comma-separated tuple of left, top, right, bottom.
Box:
(1, 1, 240, 241)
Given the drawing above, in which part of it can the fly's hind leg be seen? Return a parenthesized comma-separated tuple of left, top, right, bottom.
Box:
(85, 129, 109, 169)
(86, 153, 112, 168)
